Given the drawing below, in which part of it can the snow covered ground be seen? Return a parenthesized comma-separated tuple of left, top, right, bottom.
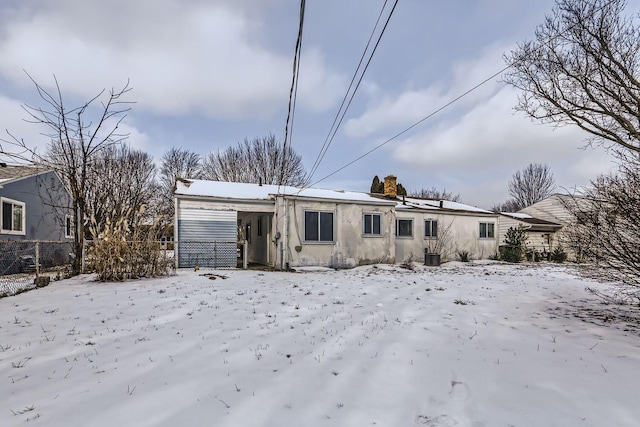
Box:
(1, 262, 639, 427)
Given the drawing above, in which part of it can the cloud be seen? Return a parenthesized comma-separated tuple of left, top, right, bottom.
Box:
(0, 0, 345, 120)
(344, 43, 510, 138)
(391, 86, 616, 207)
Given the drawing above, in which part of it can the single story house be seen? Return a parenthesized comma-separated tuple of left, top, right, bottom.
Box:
(174, 175, 499, 269)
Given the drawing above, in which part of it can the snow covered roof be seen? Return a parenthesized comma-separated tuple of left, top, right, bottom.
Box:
(174, 179, 396, 204)
(394, 196, 496, 215)
(500, 212, 562, 227)
(0, 165, 49, 184)
(501, 212, 533, 219)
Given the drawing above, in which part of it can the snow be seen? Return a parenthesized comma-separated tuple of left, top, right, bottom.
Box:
(398, 197, 495, 214)
(501, 212, 534, 219)
(175, 179, 395, 204)
(1, 263, 639, 426)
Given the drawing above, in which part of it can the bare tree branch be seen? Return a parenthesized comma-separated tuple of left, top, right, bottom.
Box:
(504, 0, 640, 154)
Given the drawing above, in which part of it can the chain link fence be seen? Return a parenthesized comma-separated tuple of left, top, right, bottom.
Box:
(176, 241, 244, 269)
(0, 240, 74, 297)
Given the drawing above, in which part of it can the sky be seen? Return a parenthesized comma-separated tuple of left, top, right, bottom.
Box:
(0, 0, 630, 208)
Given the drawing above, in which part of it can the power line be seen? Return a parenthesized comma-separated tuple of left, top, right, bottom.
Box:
(304, 0, 399, 188)
(305, 0, 392, 184)
(279, 0, 306, 193)
(306, 0, 618, 189)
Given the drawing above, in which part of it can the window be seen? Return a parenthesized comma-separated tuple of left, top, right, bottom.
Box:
(479, 222, 495, 239)
(65, 215, 73, 239)
(257, 216, 263, 237)
(396, 218, 413, 237)
(363, 213, 382, 236)
(424, 219, 438, 238)
(304, 211, 334, 242)
(1, 198, 25, 235)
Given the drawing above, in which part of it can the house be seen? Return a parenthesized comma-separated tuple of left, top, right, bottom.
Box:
(499, 194, 583, 261)
(498, 212, 562, 255)
(0, 164, 74, 273)
(173, 175, 499, 269)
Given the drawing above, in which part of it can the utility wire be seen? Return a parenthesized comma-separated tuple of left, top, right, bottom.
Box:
(305, 0, 392, 185)
(279, 0, 306, 194)
(306, 0, 618, 189)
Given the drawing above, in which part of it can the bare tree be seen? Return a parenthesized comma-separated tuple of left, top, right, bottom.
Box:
(504, 0, 640, 154)
(159, 147, 202, 218)
(410, 187, 461, 202)
(562, 154, 640, 297)
(508, 163, 556, 209)
(0, 74, 132, 274)
(87, 145, 158, 230)
(202, 134, 305, 186)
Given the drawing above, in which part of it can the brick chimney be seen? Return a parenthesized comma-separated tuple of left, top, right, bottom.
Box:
(383, 175, 397, 198)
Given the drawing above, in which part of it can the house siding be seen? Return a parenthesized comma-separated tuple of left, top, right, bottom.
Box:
(278, 197, 396, 268)
(395, 210, 499, 262)
(519, 195, 573, 225)
(0, 171, 72, 241)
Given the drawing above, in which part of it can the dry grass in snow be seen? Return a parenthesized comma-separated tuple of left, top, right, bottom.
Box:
(1, 262, 639, 426)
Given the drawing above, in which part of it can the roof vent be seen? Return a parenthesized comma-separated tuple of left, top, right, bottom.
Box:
(0, 162, 6, 168)
(439, 200, 444, 208)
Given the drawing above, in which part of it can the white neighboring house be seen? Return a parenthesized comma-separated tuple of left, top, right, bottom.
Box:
(498, 212, 562, 255)
(173, 175, 499, 269)
(500, 194, 584, 260)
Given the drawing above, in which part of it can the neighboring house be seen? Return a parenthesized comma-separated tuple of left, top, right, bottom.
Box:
(0, 164, 74, 273)
(498, 212, 562, 254)
(173, 175, 499, 269)
(501, 194, 583, 260)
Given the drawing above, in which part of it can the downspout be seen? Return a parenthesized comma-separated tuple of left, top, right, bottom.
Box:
(283, 197, 289, 270)
(174, 197, 179, 269)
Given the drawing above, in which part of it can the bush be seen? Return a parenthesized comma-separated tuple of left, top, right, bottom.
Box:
(502, 225, 528, 263)
(456, 250, 471, 262)
(500, 247, 522, 263)
(550, 246, 568, 263)
(88, 207, 174, 281)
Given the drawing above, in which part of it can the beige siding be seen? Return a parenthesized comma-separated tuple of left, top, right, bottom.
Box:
(394, 210, 499, 262)
(519, 195, 573, 224)
(278, 198, 396, 268)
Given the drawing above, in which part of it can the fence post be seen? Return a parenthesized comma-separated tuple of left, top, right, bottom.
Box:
(243, 240, 248, 270)
(35, 241, 40, 277)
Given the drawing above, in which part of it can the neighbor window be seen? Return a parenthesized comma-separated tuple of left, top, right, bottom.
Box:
(363, 213, 382, 236)
(396, 219, 413, 237)
(425, 219, 438, 238)
(479, 222, 495, 239)
(304, 211, 334, 242)
(1, 198, 25, 235)
(65, 215, 73, 239)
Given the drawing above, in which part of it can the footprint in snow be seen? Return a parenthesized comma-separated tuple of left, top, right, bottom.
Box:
(415, 414, 458, 426)
(449, 380, 470, 402)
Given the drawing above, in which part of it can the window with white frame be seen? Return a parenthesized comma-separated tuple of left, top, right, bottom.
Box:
(304, 211, 334, 242)
(396, 218, 413, 237)
(363, 213, 382, 236)
(65, 215, 73, 239)
(479, 222, 495, 238)
(1, 197, 25, 235)
(424, 219, 438, 238)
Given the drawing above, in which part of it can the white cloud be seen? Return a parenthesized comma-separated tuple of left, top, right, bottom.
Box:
(0, 0, 344, 120)
(391, 86, 616, 207)
(344, 43, 510, 138)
